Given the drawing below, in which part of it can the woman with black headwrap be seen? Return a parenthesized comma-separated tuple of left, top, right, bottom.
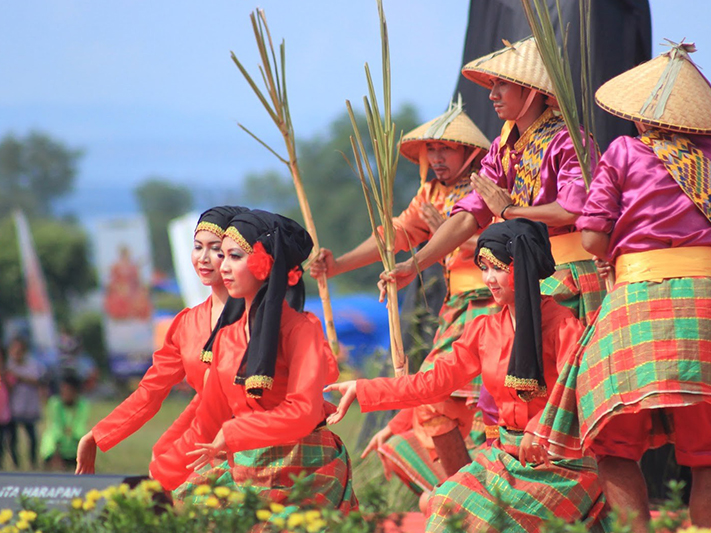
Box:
(150, 210, 358, 513)
(326, 219, 607, 532)
(76, 206, 247, 475)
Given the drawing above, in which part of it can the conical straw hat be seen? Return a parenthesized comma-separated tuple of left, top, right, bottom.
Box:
(461, 36, 555, 98)
(400, 96, 491, 163)
(596, 41, 711, 134)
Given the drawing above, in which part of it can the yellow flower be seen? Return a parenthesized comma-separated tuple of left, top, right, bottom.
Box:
(0, 510, 11, 525)
(256, 509, 272, 521)
(228, 491, 245, 504)
(140, 480, 162, 493)
(102, 486, 117, 499)
(304, 509, 321, 523)
(14, 521, 28, 531)
(272, 517, 285, 528)
(2, 526, 17, 533)
(71, 499, 83, 510)
(269, 502, 285, 513)
(204, 496, 220, 509)
(82, 499, 96, 512)
(118, 484, 130, 495)
(17, 511, 36, 522)
(306, 519, 327, 532)
(193, 485, 212, 496)
(213, 486, 231, 499)
(287, 513, 305, 529)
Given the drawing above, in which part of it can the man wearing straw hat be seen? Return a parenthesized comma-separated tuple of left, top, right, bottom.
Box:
(541, 42, 711, 531)
(382, 36, 605, 327)
(311, 99, 498, 489)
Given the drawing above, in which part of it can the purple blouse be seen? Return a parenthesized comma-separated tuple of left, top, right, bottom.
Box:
(576, 135, 711, 261)
(452, 124, 587, 236)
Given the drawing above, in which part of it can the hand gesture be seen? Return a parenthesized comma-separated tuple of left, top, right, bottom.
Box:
(378, 261, 416, 302)
(309, 248, 336, 279)
(419, 202, 445, 234)
(323, 381, 358, 425)
(518, 432, 550, 467)
(186, 429, 233, 472)
(75, 432, 97, 474)
(470, 173, 513, 217)
(593, 256, 614, 279)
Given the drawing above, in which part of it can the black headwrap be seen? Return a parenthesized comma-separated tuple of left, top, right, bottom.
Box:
(195, 205, 250, 365)
(474, 219, 555, 401)
(224, 210, 313, 398)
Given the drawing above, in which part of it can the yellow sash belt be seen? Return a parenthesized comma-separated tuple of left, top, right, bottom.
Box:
(615, 246, 711, 284)
(448, 267, 487, 294)
(549, 232, 593, 266)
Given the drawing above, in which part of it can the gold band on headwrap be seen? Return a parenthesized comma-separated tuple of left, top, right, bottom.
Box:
(224, 227, 253, 254)
(195, 221, 225, 239)
(477, 247, 510, 272)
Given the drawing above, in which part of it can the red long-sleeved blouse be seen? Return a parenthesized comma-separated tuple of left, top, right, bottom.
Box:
(150, 302, 339, 490)
(357, 296, 583, 434)
(92, 298, 213, 452)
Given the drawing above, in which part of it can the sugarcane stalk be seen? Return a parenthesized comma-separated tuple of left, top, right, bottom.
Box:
(231, 9, 339, 355)
(345, 0, 407, 376)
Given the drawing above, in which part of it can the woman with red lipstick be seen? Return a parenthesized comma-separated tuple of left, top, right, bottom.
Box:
(326, 219, 607, 532)
(75, 206, 247, 474)
(150, 210, 357, 512)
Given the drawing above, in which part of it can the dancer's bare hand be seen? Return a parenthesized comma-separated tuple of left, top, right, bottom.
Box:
(593, 256, 613, 279)
(309, 248, 336, 279)
(420, 202, 444, 234)
(519, 432, 549, 467)
(187, 429, 233, 472)
(361, 426, 394, 459)
(378, 262, 417, 301)
(76, 431, 97, 474)
(471, 173, 513, 217)
(323, 381, 357, 425)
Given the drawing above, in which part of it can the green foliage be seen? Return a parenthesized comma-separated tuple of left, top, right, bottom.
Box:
(133, 178, 193, 275)
(0, 131, 83, 217)
(0, 216, 95, 322)
(241, 104, 422, 293)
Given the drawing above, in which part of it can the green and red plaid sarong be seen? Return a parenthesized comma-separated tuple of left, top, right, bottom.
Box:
(540, 259, 606, 326)
(175, 427, 358, 512)
(377, 414, 488, 495)
(536, 277, 711, 458)
(426, 428, 609, 533)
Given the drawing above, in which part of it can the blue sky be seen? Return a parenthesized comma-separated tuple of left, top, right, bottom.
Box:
(1, 1, 709, 216)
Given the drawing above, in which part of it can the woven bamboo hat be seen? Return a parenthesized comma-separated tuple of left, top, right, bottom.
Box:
(400, 96, 491, 163)
(596, 41, 711, 134)
(461, 36, 555, 98)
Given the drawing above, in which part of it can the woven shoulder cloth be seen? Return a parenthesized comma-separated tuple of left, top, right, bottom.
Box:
(639, 129, 711, 223)
(504, 108, 566, 206)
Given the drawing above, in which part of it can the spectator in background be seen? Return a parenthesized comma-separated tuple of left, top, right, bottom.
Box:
(0, 349, 17, 468)
(6, 336, 44, 469)
(40, 371, 89, 471)
(57, 326, 99, 393)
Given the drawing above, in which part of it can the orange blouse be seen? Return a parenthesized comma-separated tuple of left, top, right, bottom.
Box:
(357, 296, 583, 434)
(385, 178, 481, 274)
(92, 298, 213, 452)
(150, 302, 339, 490)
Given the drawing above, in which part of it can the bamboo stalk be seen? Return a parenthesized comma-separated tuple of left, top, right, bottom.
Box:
(231, 9, 339, 355)
(345, 0, 407, 377)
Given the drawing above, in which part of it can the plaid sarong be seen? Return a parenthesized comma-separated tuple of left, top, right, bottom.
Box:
(175, 427, 358, 512)
(377, 414, 488, 495)
(540, 259, 606, 326)
(426, 428, 609, 533)
(536, 277, 711, 457)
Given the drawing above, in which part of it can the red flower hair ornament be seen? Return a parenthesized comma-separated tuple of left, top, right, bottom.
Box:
(287, 266, 303, 286)
(246, 242, 274, 281)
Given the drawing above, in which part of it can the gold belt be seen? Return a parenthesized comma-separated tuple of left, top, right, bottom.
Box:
(549, 232, 593, 265)
(615, 246, 711, 284)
